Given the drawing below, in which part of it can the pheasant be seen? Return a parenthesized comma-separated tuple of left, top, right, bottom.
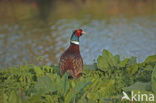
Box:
(59, 29, 86, 78)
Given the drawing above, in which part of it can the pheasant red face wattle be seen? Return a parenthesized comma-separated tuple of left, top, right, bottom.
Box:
(76, 29, 86, 37)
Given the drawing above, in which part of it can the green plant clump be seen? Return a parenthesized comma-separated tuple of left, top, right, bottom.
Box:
(0, 49, 156, 103)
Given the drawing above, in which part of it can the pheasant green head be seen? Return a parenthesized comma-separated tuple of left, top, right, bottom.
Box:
(70, 29, 86, 45)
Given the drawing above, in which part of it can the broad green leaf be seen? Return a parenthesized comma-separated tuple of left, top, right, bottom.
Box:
(23, 94, 43, 103)
(78, 96, 87, 103)
(87, 79, 115, 102)
(74, 81, 92, 94)
(83, 64, 97, 70)
(127, 63, 138, 75)
(64, 89, 74, 103)
(1, 93, 8, 103)
(97, 49, 120, 71)
(97, 55, 109, 71)
(53, 65, 61, 75)
(42, 65, 53, 73)
(64, 80, 91, 103)
(8, 91, 22, 103)
(152, 65, 156, 94)
(44, 95, 59, 103)
(114, 55, 120, 65)
(123, 82, 151, 92)
(144, 65, 153, 71)
(98, 80, 115, 97)
(34, 76, 55, 94)
(127, 56, 137, 66)
(145, 55, 156, 63)
(119, 58, 129, 68)
(61, 72, 69, 96)
(33, 66, 44, 77)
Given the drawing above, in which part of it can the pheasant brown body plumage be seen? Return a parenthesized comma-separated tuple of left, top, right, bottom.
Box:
(59, 29, 85, 78)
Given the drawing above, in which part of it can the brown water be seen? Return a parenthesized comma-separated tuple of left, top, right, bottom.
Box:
(0, 0, 156, 68)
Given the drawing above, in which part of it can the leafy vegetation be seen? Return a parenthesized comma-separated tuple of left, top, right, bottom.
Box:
(0, 49, 156, 103)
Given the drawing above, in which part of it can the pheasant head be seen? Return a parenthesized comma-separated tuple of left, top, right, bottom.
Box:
(70, 29, 86, 45)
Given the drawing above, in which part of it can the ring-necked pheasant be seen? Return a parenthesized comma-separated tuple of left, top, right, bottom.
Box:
(59, 29, 86, 78)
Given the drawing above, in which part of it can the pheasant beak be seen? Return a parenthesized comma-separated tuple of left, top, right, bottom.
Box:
(82, 31, 86, 34)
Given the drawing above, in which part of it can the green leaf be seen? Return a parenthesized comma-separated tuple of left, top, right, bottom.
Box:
(34, 76, 55, 94)
(97, 49, 120, 71)
(127, 63, 138, 75)
(152, 65, 156, 94)
(23, 94, 43, 103)
(33, 66, 44, 77)
(1, 93, 8, 103)
(44, 95, 59, 103)
(114, 55, 120, 65)
(144, 65, 153, 71)
(83, 64, 97, 70)
(62, 72, 69, 96)
(42, 65, 53, 73)
(119, 58, 129, 68)
(64, 80, 91, 103)
(145, 55, 156, 63)
(127, 56, 137, 66)
(123, 82, 151, 92)
(97, 55, 109, 71)
(8, 91, 22, 103)
(74, 81, 92, 94)
(87, 79, 115, 102)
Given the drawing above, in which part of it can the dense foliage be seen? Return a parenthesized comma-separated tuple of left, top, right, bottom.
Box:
(0, 50, 156, 103)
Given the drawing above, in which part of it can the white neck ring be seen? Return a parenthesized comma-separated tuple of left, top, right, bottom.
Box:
(71, 41, 79, 45)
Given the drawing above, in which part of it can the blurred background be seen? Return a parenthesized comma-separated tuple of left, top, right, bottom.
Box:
(0, 0, 156, 68)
